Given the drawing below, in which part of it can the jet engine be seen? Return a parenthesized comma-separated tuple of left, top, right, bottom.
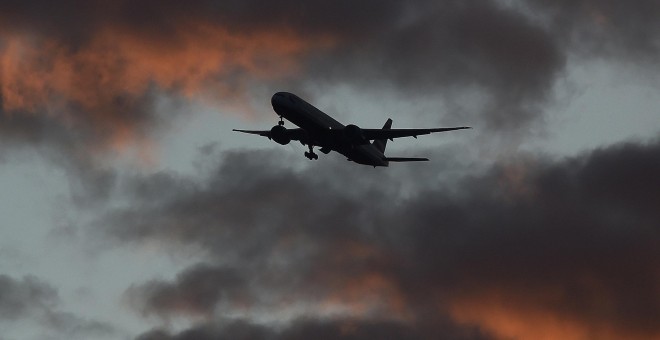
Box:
(343, 124, 367, 144)
(270, 125, 291, 145)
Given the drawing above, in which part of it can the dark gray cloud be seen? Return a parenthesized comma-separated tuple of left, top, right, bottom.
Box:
(0, 274, 119, 338)
(195, 0, 566, 131)
(301, 1, 565, 131)
(0, 104, 147, 204)
(40, 310, 122, 339)
(0, 274, 57, 320)
(92, 138, 660, 339)
(528, 0, 660, 61)
(127, 263, 246, 318)
(136, 317, 490, 340)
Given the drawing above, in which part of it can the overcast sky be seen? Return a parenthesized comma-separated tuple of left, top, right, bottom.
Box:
(1, 1, 659, 339)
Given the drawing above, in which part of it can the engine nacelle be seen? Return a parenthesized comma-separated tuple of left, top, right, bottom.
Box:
(343, 124, 367, 144)
(270, 125, 291, 145)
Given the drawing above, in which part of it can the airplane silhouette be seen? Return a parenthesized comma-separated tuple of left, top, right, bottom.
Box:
(233, 92, 470, 167)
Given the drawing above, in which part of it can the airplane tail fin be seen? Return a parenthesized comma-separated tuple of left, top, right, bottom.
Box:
(372, 118, 393, 153)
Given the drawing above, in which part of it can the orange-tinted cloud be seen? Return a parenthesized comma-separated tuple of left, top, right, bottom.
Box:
(450, 286, 660, 340)
(318, 271, 409, 320)
(1, 23, 317, 154)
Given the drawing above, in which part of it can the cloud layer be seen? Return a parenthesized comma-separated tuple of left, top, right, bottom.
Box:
(90, 137, 660, 339)
(2, 1, 659, 339)
(2, 0, 658, 166)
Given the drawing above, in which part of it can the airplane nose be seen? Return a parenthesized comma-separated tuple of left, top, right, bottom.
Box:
(271, 92, 287, 108)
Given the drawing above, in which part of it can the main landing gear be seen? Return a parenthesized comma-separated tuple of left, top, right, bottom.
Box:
(305, 144, 318, 160)
(278, 116, 317, 160)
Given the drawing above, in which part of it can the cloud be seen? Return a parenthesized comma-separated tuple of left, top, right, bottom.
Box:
(1, 0, 659, 166)
(0, 273, 120, 338)
(0, 0, 320, 202)
(0, 7, 310, 152)
(135, 317, 490, 340)
(0, 274, 57, 320)
(528, 0, 660, 62)
(1, 2, 658, 339)
(303, 1, 565, 131)
(0, 0, 564, 167)
(40, 310, 122, 339)
(126, 263, 246, 319)
(89, 137, 660, 339)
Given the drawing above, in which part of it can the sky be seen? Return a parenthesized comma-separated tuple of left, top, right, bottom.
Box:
(0, 1, 659, 339)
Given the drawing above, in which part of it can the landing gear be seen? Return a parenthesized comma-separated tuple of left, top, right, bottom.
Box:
(278, 116, 284, 126)
(304, 144, 318, 160)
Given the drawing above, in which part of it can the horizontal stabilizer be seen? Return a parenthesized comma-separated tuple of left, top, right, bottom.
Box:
(384, 157, 429, 162)
(232, 129, 270, 136)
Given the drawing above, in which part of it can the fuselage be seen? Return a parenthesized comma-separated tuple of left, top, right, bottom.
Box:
(271, 92, 389, 167)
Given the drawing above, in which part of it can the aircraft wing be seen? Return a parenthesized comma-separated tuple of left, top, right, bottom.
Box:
(360, 126, 471, 140)
(232, 128, 308, 141)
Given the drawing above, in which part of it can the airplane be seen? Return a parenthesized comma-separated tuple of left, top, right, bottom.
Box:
(233, 92, 470, 167)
